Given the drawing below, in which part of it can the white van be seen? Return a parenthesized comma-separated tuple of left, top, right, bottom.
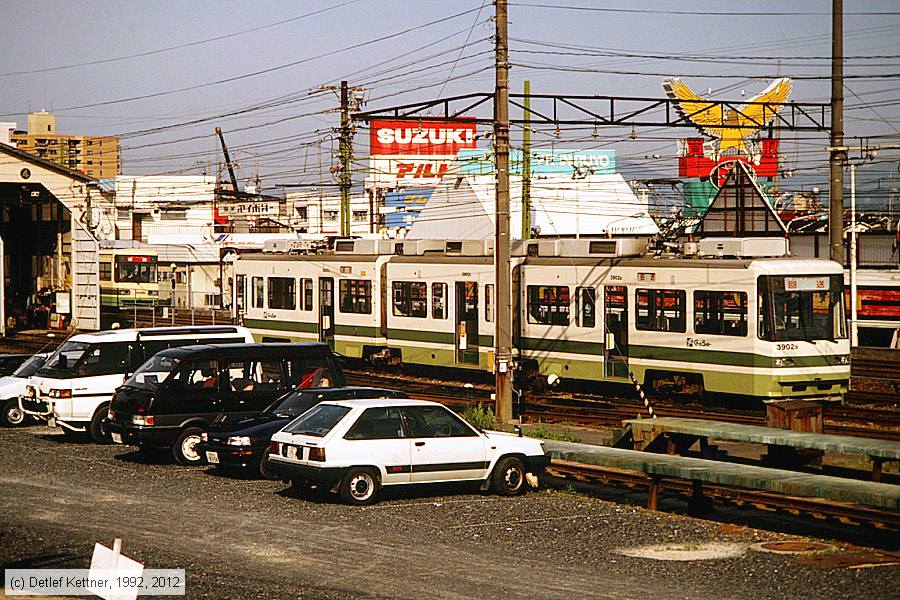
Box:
(20, 326, 254, 442)
(0, 353, 50, 427)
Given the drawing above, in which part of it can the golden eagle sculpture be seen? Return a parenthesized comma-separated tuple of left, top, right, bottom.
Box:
(663, 77, 792, 155)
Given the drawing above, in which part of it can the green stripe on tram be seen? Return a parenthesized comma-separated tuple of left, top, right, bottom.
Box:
(244, 318, 318, 334)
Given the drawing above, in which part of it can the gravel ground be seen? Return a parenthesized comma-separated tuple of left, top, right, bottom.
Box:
(1, 424, 898, 600)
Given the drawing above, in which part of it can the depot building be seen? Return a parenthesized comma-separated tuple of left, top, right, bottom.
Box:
(0, 143, 101, 333)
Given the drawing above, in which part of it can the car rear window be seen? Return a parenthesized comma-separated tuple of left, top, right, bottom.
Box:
(284, 404, 351, 437)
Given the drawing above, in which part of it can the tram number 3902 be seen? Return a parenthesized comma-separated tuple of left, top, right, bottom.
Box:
(776, 343, 799, 351)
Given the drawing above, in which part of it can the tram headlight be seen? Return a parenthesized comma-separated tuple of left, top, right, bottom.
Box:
(774, 357, 795, 368)
(837, 355, 850, 365)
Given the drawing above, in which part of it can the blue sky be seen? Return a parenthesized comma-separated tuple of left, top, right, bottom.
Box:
(2, 1, 898, 208)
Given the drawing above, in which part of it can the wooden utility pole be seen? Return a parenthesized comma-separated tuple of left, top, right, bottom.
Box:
(339, 80, 352, 237)
(494, 0, 513, 423)
(521, 80, 532, 240)
(829, 0, 845, 263)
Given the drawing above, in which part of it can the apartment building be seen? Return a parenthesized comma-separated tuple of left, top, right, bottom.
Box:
(8, 111, 120, 178)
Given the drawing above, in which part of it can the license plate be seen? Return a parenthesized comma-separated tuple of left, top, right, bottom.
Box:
(111, 432, 122, 444)
(206, 451, 219, 464)
(285, 445, 298, 460)
(48, 417, 56, 428)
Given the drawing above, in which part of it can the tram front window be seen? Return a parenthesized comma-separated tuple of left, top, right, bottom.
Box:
(759, 275, 846, 341)
(115, 256, 157, 284)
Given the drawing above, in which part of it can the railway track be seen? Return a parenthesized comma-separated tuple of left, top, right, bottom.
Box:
(346, 369, 900, 441)
(546, 460, 900, 531)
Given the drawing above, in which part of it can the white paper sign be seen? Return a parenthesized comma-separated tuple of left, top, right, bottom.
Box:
(88, 541, 143, 600)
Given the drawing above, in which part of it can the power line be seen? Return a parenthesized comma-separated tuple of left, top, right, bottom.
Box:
(509, 2, 900, 17)
(34, 6, 488, 113)
(0, 1, 363, 77)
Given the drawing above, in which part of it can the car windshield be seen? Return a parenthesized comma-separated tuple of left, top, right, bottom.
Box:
(284, 404, 351, 437)
(12, 354, 47, 378)
(124, 354, 181, 390)
(265, 390, 327, 417)
(36, 342, 92, 377)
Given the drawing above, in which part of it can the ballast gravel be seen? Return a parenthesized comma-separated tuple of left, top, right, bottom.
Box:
(0, 425, 897, 600)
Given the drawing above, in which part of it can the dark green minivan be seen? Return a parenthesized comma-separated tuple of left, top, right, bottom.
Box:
(104, 343, 345, 465)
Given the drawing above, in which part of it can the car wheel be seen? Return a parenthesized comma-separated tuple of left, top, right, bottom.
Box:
(0, 398, 26, 427)
(89, 406, 111, 444)
(339, 467, 380, 505)
(259, 447, 278, 480)
(173, 427, 205, 466)
(492, 456, 527, 496)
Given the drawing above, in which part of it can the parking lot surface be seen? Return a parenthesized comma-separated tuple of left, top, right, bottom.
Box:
(1, 425, 898, 600)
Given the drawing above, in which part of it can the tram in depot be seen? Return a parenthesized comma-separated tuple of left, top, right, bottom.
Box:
(233, 237, 850, 403)
(98, 248, 159, 308)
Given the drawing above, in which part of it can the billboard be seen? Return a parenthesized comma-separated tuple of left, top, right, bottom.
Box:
(456, 149, 616, 176)
(217, 200, 279, 218)
(677, 138, 779, 185)
(370, 118, 477, 155)
(383, 186, 436, 208)
(368, 156, 458, 187)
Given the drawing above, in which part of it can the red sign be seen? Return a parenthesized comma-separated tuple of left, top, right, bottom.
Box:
(125, 255, 153, 263)
(679, 138, 779, 181)
(370, 119, 476, 155)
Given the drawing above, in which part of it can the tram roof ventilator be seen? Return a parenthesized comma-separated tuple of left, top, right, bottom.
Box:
(694, 237, 789, 259)
(516, 238, 649, 258)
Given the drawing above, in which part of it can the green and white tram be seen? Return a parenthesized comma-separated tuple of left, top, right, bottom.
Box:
(234, 238, 850, 402)
(99, 249, 159, 308)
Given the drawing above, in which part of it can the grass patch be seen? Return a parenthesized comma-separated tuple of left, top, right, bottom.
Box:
(461, 404, 496, 430)
(524, 425, 581, 443)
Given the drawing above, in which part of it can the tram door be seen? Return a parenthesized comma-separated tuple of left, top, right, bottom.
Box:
(604, 285, 629, 378)
(234, 275, 246, 320)
(455, 281, 479, 364)
(319, 277, 335, 349)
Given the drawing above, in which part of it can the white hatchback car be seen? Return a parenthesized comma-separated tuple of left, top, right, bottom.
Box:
(267, 398, 549, 505)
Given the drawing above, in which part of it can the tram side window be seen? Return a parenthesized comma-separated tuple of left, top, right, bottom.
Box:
(694, 291, 747, 336)
(485, 284, 494, 322)
(99, 262, 112, 282)
(527, 285, 570, 326)
(340, 279, 372, 314)
(252, 277, 265, 309)
(301, 279, 314, 311)
(432, 282, 447, 319)
(636, 288, 686, 332)
(392, 281, 427, 318)
(576, 287, 595, 328)
(268, 277, 296, 310)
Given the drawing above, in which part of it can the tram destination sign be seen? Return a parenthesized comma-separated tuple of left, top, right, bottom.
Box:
(785, 277, 828, 291)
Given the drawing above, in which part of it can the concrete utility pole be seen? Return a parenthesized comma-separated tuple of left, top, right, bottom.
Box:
(521, 80, 532, 240)
(494, 0, 513, 423)
(829, 0, 846, 263)
(339, 80, 352, 237)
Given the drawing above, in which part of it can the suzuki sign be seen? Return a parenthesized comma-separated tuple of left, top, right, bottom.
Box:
(370, 119, 476, 155)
